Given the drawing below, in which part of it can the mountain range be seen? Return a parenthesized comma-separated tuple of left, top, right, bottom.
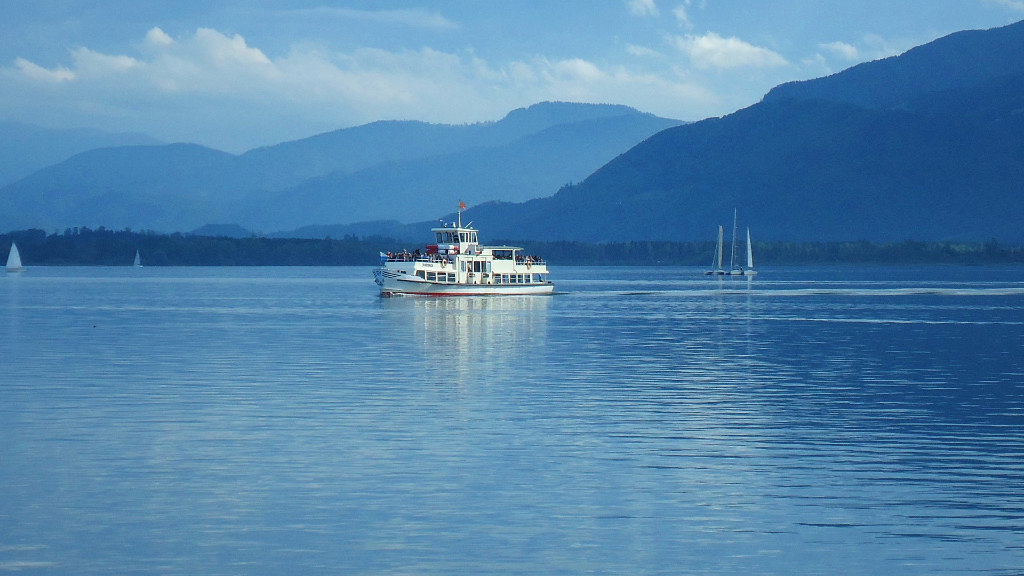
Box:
(0, 102, 681, 234)
(3, 20, 1024, 244)
(441, 19, 1024, 243)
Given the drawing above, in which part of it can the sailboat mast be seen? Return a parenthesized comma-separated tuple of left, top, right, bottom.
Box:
(729, 208, 738, 271)
(716, 225, 724, 270)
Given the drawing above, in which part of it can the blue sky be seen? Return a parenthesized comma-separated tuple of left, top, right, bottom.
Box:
(2, 1, 1022, 152)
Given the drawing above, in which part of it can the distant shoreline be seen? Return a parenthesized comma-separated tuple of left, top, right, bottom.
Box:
(3, 227, 1023, 267)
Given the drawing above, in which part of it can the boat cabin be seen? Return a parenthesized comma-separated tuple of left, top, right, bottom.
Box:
(374, 213, 553, 295)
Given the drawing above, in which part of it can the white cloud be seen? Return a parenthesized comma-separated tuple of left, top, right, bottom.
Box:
(14, 58, 75, 82)
(819, 41, 859, 61)
(192, 28, 273, 67)
(145, 27, 174, 47)
(986, 0, 1024, 13)
(860, 33, 902, 59)
(672, 32, 788, 69)
(0, 26, 727, 151)
(627, 44, 663, 58)
(627, 0, 660, 17)
(673, 5, 693, 29)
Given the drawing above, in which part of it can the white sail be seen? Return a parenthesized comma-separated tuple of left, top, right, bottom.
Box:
(745, 228, 757, 276)
(716, 225, 724, 270)
(746, 228, 754, 269)
(706, 225, 725, 275)
(6, 243, 24, 272)
(134, 250, 142, 267)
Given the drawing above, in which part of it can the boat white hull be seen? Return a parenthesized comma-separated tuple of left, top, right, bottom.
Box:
(374, 269, 553, 296)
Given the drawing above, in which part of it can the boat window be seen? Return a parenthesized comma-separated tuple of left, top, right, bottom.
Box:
(416, 270, 425, 279)
(435, 232, 443, 243)
(461, 261, 467, 272)
(447, 273, 456, 282)
(470, 233, 478, 243)
(426, 272, 436, 282)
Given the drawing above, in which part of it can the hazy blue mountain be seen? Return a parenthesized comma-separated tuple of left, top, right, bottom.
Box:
(250, 112, 681, 230)
(432, 20, 1024, 244)
(0, 144, 235, 232)
(233, 102, 650, 191)
(0, 102, 680, 233)
(0, 121, 161, 186)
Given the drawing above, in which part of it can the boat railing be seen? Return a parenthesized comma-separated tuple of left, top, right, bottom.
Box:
(384, 253, 547, 265)
(515, 257, 546, 265)
(384, 253, 438, 263)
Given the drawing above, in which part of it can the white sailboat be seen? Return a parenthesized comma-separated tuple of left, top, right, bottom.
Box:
(743, 228, 757, 276)
(704, 225, 726, 275)
(133, 250, 142, 267)
(707, 209, 757, 277)
(6, 243, 25, 273)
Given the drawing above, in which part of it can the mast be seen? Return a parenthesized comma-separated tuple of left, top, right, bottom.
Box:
(716, 225, 724, 270)
(729, 208, 738, 271)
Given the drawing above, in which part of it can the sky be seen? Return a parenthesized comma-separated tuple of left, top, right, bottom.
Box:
(2, 1, 1023, 153)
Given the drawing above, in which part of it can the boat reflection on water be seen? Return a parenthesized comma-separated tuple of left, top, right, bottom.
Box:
(379, 295, 550, 381)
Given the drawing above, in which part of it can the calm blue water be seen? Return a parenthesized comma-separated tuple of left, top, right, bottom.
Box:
(2, 266, 1022, 575)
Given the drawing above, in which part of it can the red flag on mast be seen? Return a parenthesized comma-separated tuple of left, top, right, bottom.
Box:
(459, 201, 467, 211)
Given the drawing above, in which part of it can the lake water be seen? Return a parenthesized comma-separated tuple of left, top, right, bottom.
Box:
(2, 265, 1022, 575)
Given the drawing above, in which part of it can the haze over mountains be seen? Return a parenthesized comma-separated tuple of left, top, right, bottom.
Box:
(0, 103, 680, 235)
(3, 20, 1024, 243)
(0, 122, 162, 187)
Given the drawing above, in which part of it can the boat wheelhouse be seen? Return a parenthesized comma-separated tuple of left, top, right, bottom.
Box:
(373, 207, 553, 296)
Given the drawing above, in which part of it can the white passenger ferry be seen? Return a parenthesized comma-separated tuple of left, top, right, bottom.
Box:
(373, 207, 553, 296)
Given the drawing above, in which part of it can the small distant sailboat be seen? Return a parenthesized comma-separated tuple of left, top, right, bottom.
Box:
(706, 209, 757, 277)
(704, 225, 726, 275)
(6, 242, 25, 273)
(743, 227, 757, 276)
(133, 250, 142, 267)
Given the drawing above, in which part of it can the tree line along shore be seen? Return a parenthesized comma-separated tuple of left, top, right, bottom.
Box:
(3, 227, 1022, 267)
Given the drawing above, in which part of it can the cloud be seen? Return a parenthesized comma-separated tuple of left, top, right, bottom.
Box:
(986, 0, 1024, 13)
(671, 32, 788, 69)
(272, 7, 459, 30)
(0, 26, 725, 151)
(627, 0, 660, 17)
(145, 27, 174, 47)
(626, 44, 663, 58)
(672, 5, 693, 29)
(819, 41, 859, 61)
(14, 58, 75, 82)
